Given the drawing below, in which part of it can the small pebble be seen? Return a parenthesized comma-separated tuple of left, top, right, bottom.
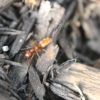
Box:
(2, 46, 9, 52)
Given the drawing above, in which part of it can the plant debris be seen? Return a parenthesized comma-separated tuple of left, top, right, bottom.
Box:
(0, 0, 100, 100)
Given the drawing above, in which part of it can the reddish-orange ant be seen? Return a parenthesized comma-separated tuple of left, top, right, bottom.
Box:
(25, 37, 52, 58)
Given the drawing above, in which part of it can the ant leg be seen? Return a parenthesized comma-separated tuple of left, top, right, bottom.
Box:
(35, 50, 41, 58)
(27, 54, 35, 70)
(42, 49, 46, 53)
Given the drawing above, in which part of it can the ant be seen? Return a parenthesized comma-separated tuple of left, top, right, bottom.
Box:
(25, 37, 52, 58)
